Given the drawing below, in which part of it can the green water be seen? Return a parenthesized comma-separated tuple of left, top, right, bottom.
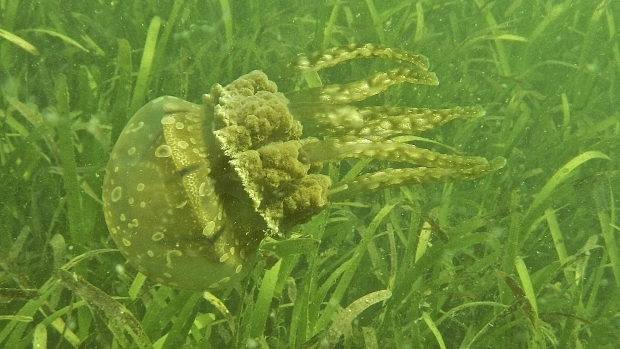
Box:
(1, 0, 619, 348)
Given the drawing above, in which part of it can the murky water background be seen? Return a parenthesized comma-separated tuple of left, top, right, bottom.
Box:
(1, 1, 618, 348)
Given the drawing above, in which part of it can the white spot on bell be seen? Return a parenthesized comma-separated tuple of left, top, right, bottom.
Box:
(166, 249, 183, 268)
(151, 232, 165, 241)
(137, 183, 145, 191)
(177, 140, 189, 149)
(155, 144, 172, 157)
(111, 186, 122, 202)
(219, 253, 230, 263)
(131, 121, 144, 132)
(129, 218, 138, 228)
(202, 221, 216, 237)
(161, 116, 175, 125)
(127, 147, 136, 155)
(122, 238, 131, 246)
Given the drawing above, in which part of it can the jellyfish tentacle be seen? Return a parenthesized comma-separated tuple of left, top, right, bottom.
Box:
(287, 104, 366, 133)
(267, 43, 431, 79)
(329, 157, 506, 201)
(299, 137, 490, 169)
(355, 106, 486, 137)
(293, 105, 486, 138)
(288, 68, 438, 105)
